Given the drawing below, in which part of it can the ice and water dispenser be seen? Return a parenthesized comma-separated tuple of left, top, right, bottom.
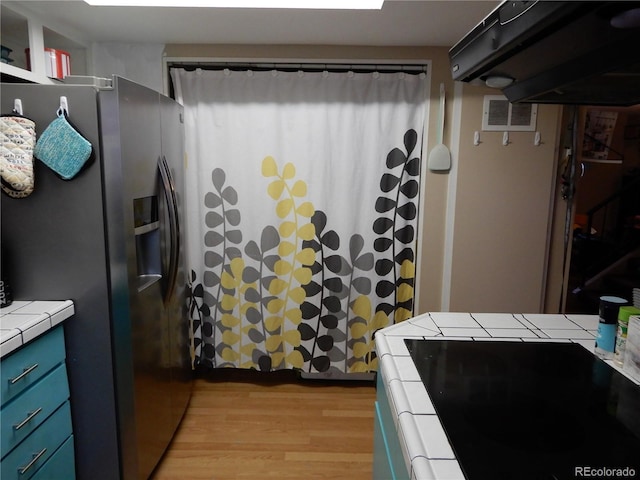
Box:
(134, 195, 161, 291)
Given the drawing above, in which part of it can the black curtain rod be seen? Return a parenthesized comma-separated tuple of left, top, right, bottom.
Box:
(168, 61, 427, 75)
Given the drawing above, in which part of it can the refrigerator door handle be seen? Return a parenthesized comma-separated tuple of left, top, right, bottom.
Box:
(158, 155, 180, 304)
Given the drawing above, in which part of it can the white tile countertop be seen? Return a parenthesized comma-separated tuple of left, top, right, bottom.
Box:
(375, 312, 640, 480)
(0, 300, 74, 358)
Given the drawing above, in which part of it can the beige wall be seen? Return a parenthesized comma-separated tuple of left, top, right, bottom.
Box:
(163, 44, 564, 314)
(448, 84, 562, 313)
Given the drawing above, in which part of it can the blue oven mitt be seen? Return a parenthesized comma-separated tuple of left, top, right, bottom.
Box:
(34, 111, 92, 180)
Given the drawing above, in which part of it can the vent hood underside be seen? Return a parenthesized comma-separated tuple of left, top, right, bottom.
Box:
(449, 1, 640, 106)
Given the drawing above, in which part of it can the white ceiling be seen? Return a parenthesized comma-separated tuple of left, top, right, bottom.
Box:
(6, 0, 499, 47)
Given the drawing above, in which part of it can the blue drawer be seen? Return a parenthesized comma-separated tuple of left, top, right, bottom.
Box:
(30, 435, 75, 480)
(1, 327, 66, 407)
(1, 402, 73, 480)
(1, 364, 70, 458)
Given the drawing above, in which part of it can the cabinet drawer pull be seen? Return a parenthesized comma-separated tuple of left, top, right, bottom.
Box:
(13, 407, 43, 431)
(9, 364, 39, 384)
(18, 447, 47, 475)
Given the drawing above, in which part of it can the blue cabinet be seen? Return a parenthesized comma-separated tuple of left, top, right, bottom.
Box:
(373, 371, 410, 480)
(0, 326, 75, 479)
(374, 402, 395, 480)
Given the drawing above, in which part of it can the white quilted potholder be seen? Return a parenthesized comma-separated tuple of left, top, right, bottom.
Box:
(0, 115, 36, 198)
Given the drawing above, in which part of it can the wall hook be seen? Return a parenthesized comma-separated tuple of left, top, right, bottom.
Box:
(58, 96, 69, 117)
(534, 131, 542, 146)
(502, 131, 510, 146)
(13, 99, 23, 116)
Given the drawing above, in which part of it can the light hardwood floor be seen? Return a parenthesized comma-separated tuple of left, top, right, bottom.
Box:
(150, 369, 377, 480)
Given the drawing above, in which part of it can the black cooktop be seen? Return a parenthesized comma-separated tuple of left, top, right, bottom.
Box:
(404, 340, 640, 480)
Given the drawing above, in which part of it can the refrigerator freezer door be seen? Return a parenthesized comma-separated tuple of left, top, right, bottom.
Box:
(107, 78, 192, 480)
(103, 78, 175, 480)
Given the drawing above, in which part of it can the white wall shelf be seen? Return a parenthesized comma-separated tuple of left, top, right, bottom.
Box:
(1, 2, 89, 84)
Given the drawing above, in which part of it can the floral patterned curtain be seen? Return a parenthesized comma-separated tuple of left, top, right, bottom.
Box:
(171, 67, 427, 374)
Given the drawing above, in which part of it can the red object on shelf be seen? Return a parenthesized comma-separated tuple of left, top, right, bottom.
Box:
(25, 47, 71, 79)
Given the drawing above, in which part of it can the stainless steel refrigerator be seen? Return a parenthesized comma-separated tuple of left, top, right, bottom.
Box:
(1, 76, 192, 480)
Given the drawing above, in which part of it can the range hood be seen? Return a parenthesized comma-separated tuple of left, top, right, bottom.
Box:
(449, 1, 640, 106)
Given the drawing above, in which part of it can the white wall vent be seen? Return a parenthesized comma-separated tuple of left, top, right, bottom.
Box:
(482, 95, 537, 132)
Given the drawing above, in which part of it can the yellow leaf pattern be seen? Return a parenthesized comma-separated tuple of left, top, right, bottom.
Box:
(286, 350, 304, 369)
(297, 224, 315, 241)
(268, 278, 288, 295)
(267, 180, 286, 200)
(274, 259, 293, 276)
(265, 316, 284, 333)
(192, 129, 420, 373)
(295, 248, 316, 266)
(262, 156, 278, 177)
(296, 202, 314, 217)
(285, 308, 302, 324)
(291, 181, 307, 197)
(293, 267, 312, 285)
(398, 282, 414, 303)
(276, 199, 294, 218)
(282, 162, 296, 180)
(279, 222, 296, 238)
(278, 241, 296, 257)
